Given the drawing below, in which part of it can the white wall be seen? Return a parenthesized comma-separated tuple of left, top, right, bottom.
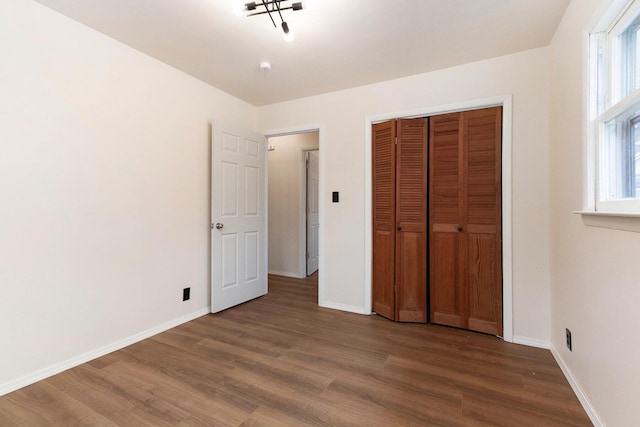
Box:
(258, 48, 552, 341)
(267, 133, 319, 277)
(0, 0, 256, 393)
(549, 0, 640, 425)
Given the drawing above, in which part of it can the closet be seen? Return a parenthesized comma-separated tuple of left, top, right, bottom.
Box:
(372, 107, 502, 336)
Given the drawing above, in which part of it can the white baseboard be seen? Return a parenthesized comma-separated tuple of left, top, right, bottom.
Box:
(550, 344, 604, 427)
(319, 300, 369, 315)
(0, 307, 210, 397)
(513, 335, 550, 349)
(268, 269, 304, 279)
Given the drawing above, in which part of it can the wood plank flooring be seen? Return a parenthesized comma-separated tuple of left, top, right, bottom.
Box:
(0, 274, 591, 426)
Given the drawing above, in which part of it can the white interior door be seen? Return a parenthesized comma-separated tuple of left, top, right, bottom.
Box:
(211, 121, 267, 313)
(306, 150, 319, 275)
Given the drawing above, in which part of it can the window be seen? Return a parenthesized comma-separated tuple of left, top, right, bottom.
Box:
(590, 0, 640, 213)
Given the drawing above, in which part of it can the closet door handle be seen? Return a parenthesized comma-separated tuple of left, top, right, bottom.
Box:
(457, 226, 463, 232)
(397, 225, 402, 231)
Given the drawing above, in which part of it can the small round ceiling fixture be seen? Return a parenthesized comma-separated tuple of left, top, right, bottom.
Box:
(259, 62, 272, 71)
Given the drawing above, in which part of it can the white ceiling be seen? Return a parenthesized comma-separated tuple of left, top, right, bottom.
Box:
(34, 0, 570, 106)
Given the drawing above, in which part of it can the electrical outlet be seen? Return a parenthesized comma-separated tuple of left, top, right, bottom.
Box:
(183, 287, 190, 301)
(566, 328, 572, 351)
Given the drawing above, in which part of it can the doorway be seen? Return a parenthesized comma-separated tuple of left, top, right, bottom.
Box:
(266, 131, 320, 279)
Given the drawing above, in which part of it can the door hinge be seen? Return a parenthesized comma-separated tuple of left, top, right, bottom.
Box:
(394, 136, 397, 145)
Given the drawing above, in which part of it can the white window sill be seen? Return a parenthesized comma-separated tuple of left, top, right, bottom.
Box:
(575, 211, 640, 233)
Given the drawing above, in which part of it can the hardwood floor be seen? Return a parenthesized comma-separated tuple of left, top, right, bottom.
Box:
(0, 274, 591, 426)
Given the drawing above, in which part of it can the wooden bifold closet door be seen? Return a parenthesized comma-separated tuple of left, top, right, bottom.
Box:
(372, 118, 427, 322)
(372, 107, 502, 334)
(429, 107, 503, 335)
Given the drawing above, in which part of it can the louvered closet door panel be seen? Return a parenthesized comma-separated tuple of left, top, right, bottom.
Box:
(372, 120, 396, 320)
(464, 107, 502, 335)
(429, 113, 464, 328)
(395, 118, 428, 322)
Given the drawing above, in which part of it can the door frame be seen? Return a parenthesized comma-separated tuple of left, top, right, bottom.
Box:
(364, 95, 514, 343)
(263, 124, 325, 305)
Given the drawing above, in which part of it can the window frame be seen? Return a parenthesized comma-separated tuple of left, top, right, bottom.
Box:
(588, 0, 640, 214)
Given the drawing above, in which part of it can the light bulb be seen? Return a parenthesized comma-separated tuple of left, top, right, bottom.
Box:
(282, 21, 294, 42)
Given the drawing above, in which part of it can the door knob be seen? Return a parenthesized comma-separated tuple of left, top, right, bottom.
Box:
(215, 223, 224, 230)
(457, 226, 463, 232)
(397, 225, 402, 231)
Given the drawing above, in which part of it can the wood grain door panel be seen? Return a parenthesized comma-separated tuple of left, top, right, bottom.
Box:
(430, 113, 464, 326)
(464, 107, 502, 335)
(373, 229, 395, 319)
(467, 233, 500, 334)
(395, 118, 427, 322)
(430, 232, 462, 327)
(430, 107, 502, 336)
(396, 226, 427, 322)
(372, 120, 396, 320)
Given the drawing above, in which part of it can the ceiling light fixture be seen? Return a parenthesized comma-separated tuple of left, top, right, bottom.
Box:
(244, 1, 303, 40)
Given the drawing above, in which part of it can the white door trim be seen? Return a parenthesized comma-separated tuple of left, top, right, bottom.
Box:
(262, 124, 325, 306)
(364, 95, 514, 342)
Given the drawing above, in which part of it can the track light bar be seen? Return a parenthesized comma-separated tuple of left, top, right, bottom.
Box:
(244, 0, 303, 16)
